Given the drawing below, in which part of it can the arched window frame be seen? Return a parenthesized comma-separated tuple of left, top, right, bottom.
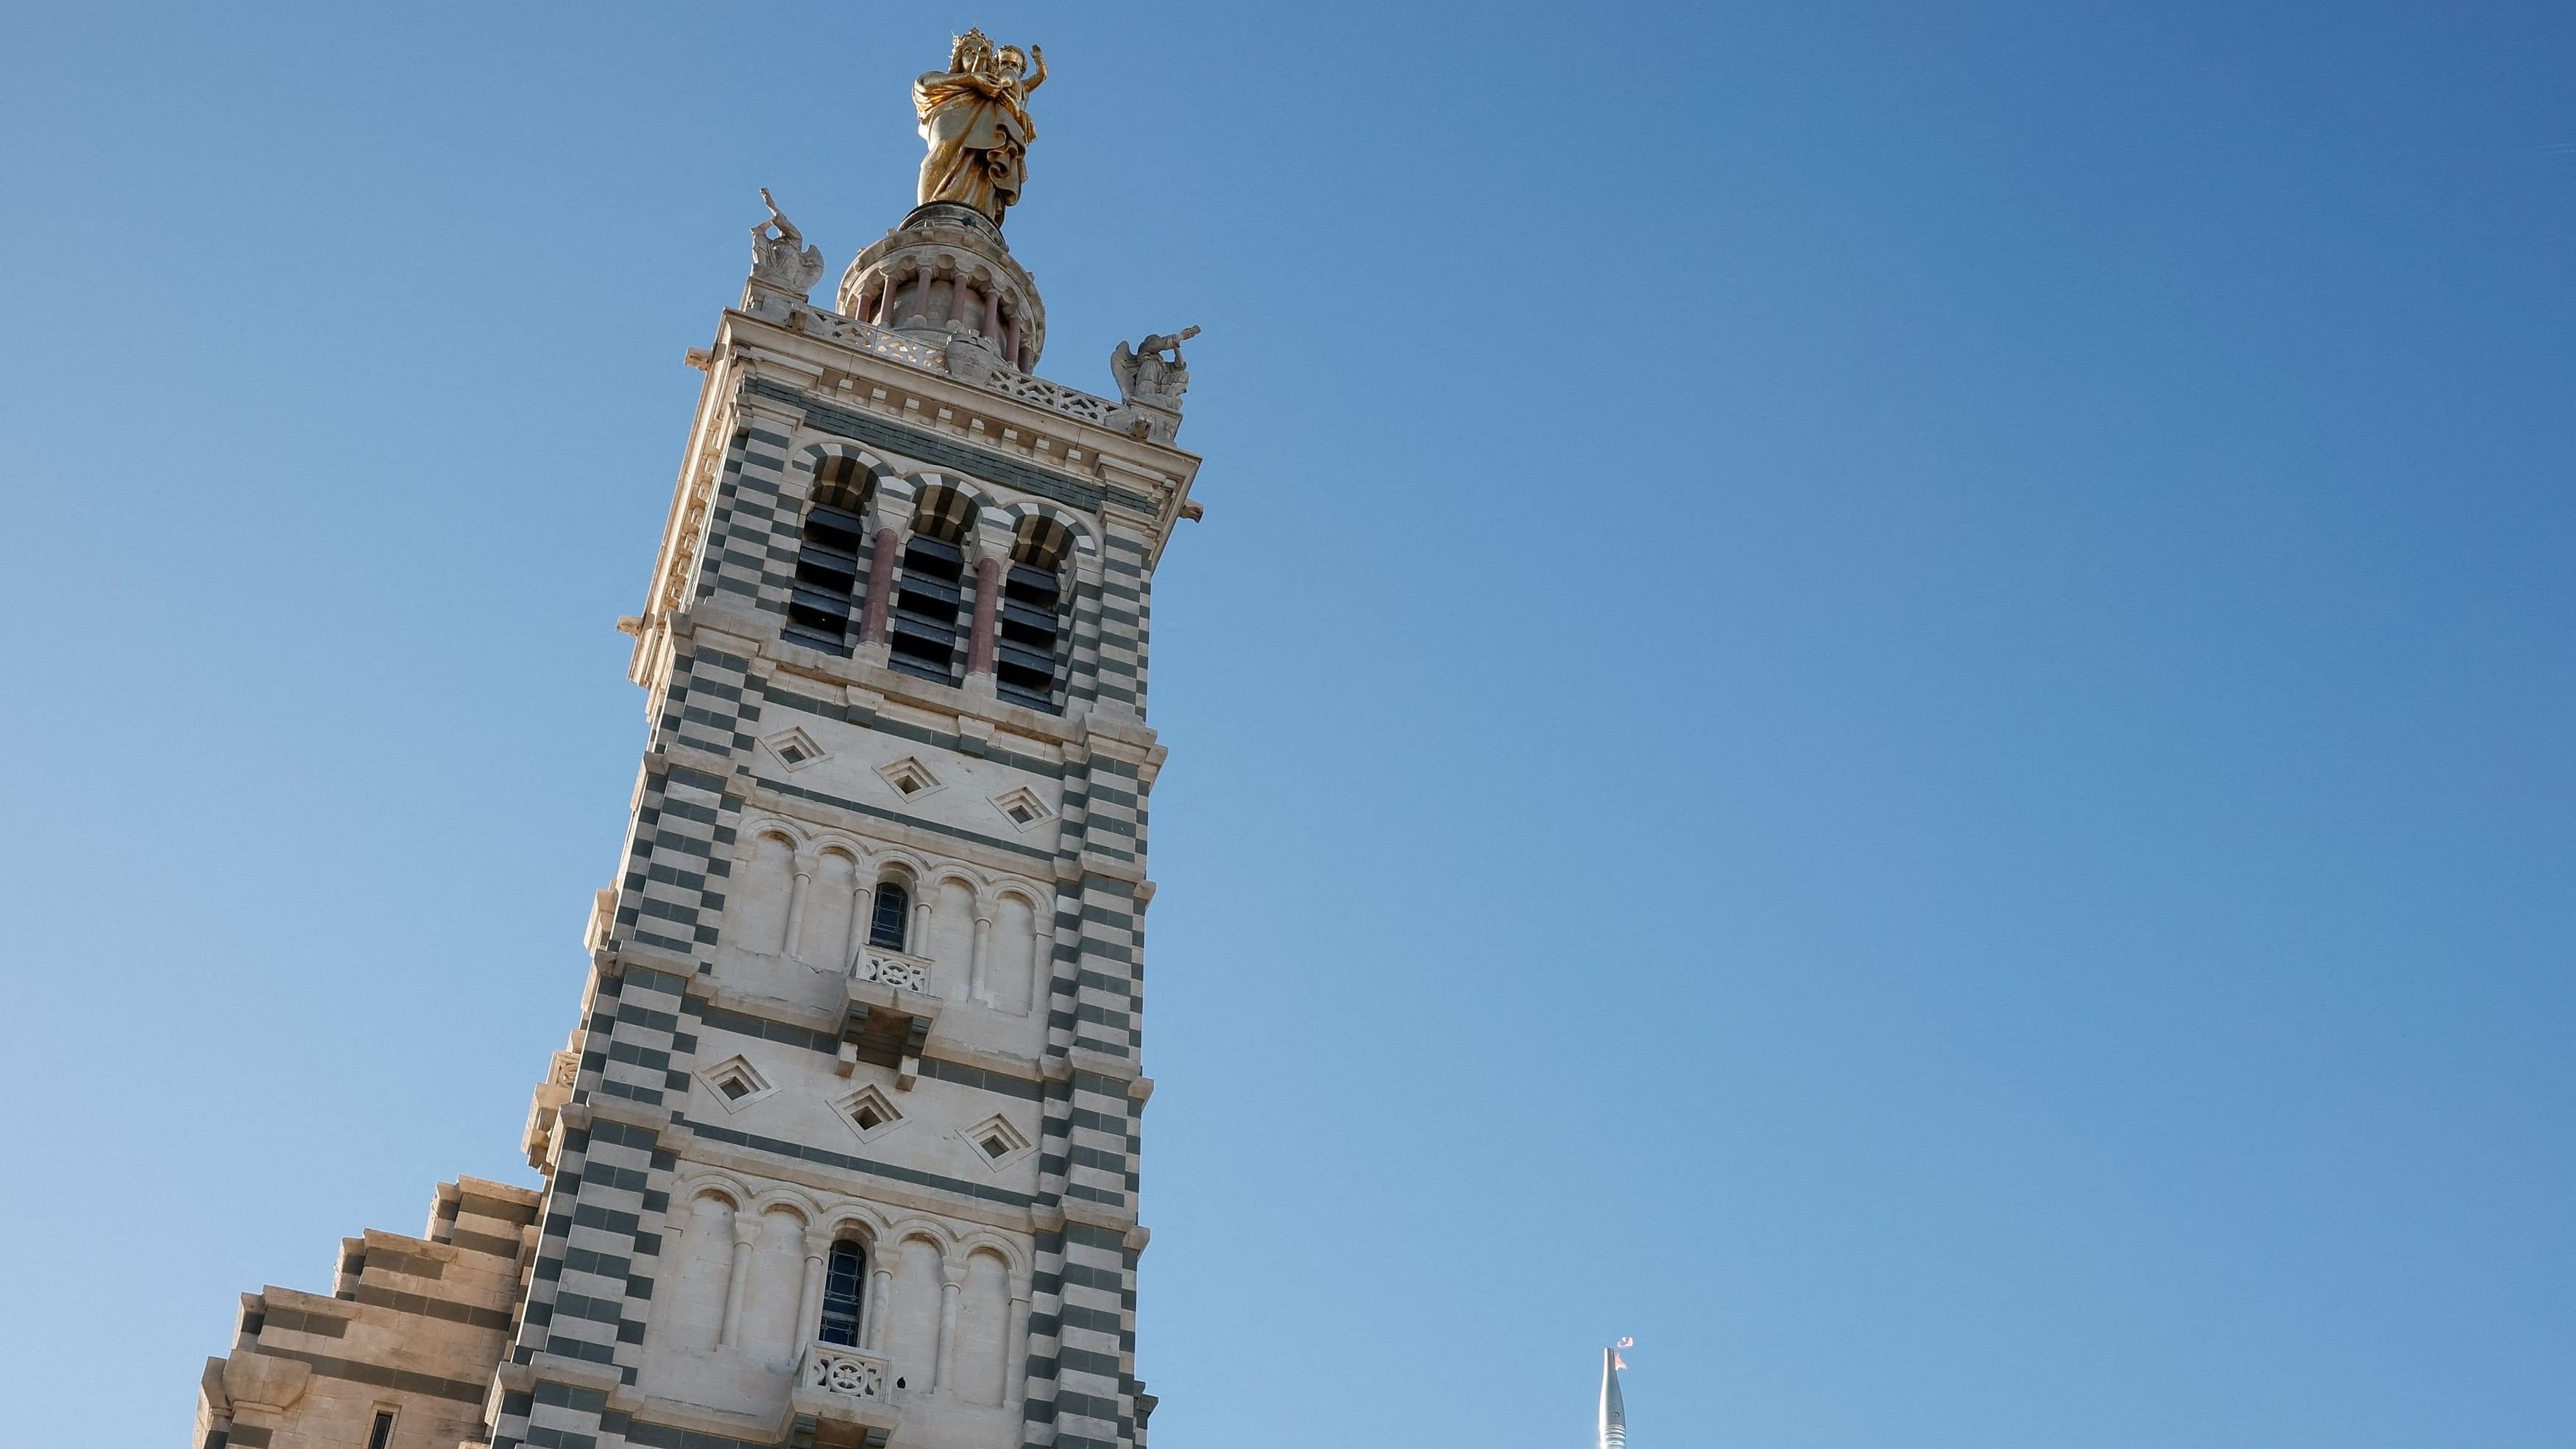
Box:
(887, 485, 977, 686)
(994, 517, 1072, 713)
(782, 458, 874, 653)
(867, 879, 910, 952)
(817, 1239, 866, 1346)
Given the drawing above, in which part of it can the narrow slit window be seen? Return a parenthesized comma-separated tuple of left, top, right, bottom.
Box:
(868, 882, 910, 950)
(367, 1410, 397, 1449)
(818, 1240, 866, 1346)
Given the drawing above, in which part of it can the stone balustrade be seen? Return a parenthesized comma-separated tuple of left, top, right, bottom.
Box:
(804, 311, 952, 373)
(977, 366, 1118, 427)
(852, 950, 932, 993)
(782, 305, 1130, 436)
(801, 1340, 894, 1402)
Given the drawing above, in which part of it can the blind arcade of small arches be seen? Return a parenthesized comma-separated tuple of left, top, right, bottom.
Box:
(726, 831, 1051, 1017)
(650, 1184, 1029, 1409)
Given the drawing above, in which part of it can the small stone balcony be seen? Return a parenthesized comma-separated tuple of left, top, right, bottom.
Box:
(839, 952, 941, 1088)
(783, 1341, 899, 1449)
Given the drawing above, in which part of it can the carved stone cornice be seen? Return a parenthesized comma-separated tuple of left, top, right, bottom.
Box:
(1064, 1046, 1144, 1084)
(717, 311, 1199, 508)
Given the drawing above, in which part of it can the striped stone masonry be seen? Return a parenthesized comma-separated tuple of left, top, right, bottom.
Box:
(197, 192, 1199, 1449)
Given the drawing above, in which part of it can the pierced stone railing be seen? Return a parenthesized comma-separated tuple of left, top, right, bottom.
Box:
(810, 313, 951, 372)
(793, 310, 1128, 431)
(975, 368, 1119, 426)
(800, 1341, 892, 1402)
(852, 951, 931, 993)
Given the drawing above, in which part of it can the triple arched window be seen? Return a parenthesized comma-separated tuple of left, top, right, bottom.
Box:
(784, 470, 1072, 712)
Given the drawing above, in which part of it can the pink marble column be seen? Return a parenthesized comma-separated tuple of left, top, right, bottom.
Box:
(967, 556, 1000, 677)
(860, 529, 899, 643)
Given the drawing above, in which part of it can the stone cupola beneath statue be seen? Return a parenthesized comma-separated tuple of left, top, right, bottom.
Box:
(838, 201, 1047, 374)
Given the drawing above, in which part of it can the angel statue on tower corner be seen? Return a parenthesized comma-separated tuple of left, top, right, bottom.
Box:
(1111, 326, 1200, 409)
(749, 187, 824, 296)
(916, 29, 1047, 225)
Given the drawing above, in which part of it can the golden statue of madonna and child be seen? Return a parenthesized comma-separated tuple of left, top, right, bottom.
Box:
(914, 29, 1046, 225)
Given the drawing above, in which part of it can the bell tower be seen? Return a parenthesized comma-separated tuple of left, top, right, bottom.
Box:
(194, 39, 1204, 1449)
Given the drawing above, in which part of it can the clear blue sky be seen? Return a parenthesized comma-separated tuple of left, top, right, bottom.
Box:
(1, 3, 2569, 1445)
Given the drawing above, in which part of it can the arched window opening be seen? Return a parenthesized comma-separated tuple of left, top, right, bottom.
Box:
(997, 518, 1070, 712)
(785, 458, 871, 653)
(868, 882, 910, 951)
(888, 486, 975, 684)
(818, 1240, 866, 1347)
